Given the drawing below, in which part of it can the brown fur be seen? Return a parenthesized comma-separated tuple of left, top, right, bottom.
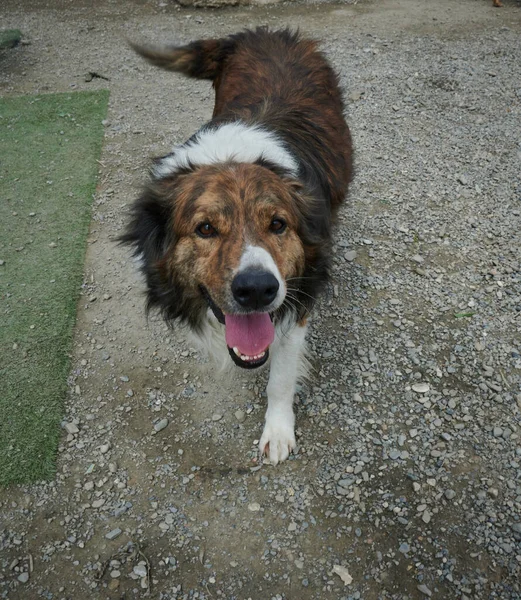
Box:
(163, 164, 305, 313)
(122, 28, 353, 332)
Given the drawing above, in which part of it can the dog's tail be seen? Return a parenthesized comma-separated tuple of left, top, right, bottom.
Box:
(130, 37, 235, 81)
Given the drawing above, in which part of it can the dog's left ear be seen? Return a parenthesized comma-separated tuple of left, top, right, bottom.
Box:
(119, 182, 174, 265)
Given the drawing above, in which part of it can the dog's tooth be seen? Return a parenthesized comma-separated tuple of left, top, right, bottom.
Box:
(233, 347, 240, 357)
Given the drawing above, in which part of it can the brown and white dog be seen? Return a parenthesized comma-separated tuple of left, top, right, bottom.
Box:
(121, 28, 353, 464)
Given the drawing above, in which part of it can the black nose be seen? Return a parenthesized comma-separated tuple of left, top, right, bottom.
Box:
(231, 270, 280, 309)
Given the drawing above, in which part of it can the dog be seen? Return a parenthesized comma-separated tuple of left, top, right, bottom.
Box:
(121, 28, 353, 464)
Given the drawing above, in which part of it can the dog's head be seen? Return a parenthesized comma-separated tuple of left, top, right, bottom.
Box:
(122, 162, 330, 368)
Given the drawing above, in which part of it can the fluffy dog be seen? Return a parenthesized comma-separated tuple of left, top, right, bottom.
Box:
(121, 28, 353, 464)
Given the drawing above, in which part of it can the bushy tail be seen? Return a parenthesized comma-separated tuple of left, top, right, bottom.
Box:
(130, 37, 235, 81)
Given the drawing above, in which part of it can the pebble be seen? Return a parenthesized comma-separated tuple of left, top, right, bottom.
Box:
(248, 502, 261, 512)
(64, 422, 79, 434)
(105, 528, 122, 540)
(417, 584, 432, 597)
(412, 383, 430, 394)
(444, 489, 456, 500)
(399, 542, 410, 554)
(234, 410, 246, 423)
(344, 250, 357, 262)
(154, 418, 169, 432)
(17, 572, 29, 583)
(212, 413, 223, 421)
(133, 564, 147, 578)
(108, 579, 120, 591)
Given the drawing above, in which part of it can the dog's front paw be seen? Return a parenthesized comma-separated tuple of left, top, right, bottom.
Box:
(259, 410, 296, 465)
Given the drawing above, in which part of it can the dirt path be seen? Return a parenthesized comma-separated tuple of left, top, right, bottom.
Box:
(1, 0, 521, 598)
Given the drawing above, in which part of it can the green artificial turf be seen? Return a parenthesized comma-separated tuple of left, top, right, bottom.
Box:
(0, 29, 22, 49)
(0, 90, 109, 485)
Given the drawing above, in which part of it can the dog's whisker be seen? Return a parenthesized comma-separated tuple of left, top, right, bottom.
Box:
(286, 287, 317, 302)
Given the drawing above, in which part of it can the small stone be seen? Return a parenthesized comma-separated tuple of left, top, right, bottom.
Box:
(332, 564, 353, 586)
(412, 383, 430, 394)
(110, 570, 121, 578)
(288, 522, 297, 532)
(108, 579, 120, 591)
(444, 489, 456, 500)
(389, 450, 401, 460)
(417, 584, 432, 597)
(422, 511, 432, 524)
(493, 427, 503, 437)
(92, 498, 105, 508)
(17, 572, 29, 583)
(488, 487, 499, 498)
(154, 418, 169, 432)
(64, 422, 79, 434)
(105, 528, 122, 540)
(411, 254, 424, 264)
(344, 250, 357, 262)
(413, 482, 421, 492)
(248, 502, 261, 512)
(212, 413, 223, 422)
(511, 523, 521, 533)
(457, 174, 468, 185)
(234, 410, 245, 423)
(399, 542, 410, 554)
(99, 443, 111, 454)
(133, 564, 148, 578)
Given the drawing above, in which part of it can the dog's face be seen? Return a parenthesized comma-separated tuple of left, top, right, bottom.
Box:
(141, 163, 308, 368)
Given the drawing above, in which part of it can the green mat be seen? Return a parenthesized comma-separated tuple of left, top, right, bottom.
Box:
(0, 90, 109, 485)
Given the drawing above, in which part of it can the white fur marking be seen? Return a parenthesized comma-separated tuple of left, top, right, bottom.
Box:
(155, 122, 298, 178)
(259, 321, 308, 465)
(238, 245, 285, 309)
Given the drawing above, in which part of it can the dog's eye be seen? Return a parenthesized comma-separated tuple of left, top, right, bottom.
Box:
(269, 218, 287, 234)
(196, 222, 217, 238)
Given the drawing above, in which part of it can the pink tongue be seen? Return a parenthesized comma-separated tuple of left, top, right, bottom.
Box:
(225, 313, 275, 356)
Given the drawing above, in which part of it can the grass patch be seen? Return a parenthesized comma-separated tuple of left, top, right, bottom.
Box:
(0, 90, 109, 485)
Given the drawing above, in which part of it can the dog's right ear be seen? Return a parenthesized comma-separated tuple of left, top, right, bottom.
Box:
(118, 182, 174, 266)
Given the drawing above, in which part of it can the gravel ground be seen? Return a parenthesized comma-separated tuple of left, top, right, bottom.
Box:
(1, 0, 520, 598)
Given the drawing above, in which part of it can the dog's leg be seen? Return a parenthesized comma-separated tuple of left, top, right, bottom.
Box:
(259, 322, 308, 465)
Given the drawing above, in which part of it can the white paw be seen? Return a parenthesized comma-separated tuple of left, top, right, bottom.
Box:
(259, 411, 296, 465)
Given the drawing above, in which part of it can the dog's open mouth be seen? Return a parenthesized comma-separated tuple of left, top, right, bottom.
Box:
(225, 313, 273, 369)
(200, 286, 274, 369)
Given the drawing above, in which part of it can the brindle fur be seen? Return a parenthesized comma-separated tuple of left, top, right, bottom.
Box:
(121, 28, 353, 332)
